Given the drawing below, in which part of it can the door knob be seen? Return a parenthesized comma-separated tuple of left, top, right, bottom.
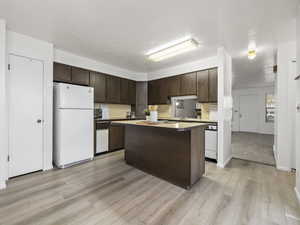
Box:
(37, 119, 42, 123)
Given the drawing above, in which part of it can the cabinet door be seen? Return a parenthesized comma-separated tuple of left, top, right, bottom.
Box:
(106, 76, 121, 103)
(167, 76, 180, 97)
(180, 72, 197, 96)
(158, 79, 168, 104)
(197, 70, 209, 102)
(129, 80, 136, 105)
(71, 67, 90, 86)
(90, 72, 106, 103)
(148, 80, 157, 105)
(120, 78, 130, 104)
(53, 62, 72, 83)
(109, 125, 124, 150)
(208, 68, 218, 102)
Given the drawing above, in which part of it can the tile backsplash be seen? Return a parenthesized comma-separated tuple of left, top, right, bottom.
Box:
(95, 103, 131, 119)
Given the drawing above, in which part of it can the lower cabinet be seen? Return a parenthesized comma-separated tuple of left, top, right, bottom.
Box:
(109, 125, 125, 151)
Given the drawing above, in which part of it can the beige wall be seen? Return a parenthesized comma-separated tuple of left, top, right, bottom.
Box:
(95, 103, 131, 119)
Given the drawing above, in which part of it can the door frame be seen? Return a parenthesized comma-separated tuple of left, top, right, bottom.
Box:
(7, 53, 45, 178)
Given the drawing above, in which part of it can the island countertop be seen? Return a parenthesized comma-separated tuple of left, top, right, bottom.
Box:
(111, 120, 209, 131)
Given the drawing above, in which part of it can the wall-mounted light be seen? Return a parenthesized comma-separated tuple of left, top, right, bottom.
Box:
(147, 38, 199, 62)
(248, 42, 257, 60)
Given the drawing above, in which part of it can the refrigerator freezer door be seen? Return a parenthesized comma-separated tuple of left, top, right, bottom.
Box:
(54, 109, 94, 167)
(54, 83, 94, 109)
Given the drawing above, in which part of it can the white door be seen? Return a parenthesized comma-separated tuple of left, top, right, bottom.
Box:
(8, 55, 44, 177)
(239, 94, 259, 133)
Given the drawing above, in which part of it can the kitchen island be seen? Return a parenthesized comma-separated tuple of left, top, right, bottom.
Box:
(111, 120, 208, 189)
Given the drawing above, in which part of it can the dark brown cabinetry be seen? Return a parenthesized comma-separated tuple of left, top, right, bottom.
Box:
(167, 76, 180, 97)
(106, 76, 121, 103)
(109, 125, 124, 151)
(53, 63, 136, 105)
(90, 72, 106, 103)
(129, 80, 136, 105)
(53, 63, 72, 83)
(197, 70, 209, 102)
(147, 68, 217, 105)
(71, 67, 90, 86)
(120, 78, 130, 104)
(208, 68, 218, 102)
(180, 72, 197, 96)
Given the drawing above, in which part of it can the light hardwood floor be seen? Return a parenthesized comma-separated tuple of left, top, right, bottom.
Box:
(232, 132, 275, 165)
(0, 151, 299, 225)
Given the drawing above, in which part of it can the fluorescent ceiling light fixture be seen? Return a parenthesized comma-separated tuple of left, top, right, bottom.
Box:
(147, 38, 199, 62)
(248, 42, 257, 60)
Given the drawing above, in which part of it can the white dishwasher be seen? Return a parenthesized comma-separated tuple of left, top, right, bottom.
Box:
(205, 125, 218, 160)
(96, 122, 109, 154)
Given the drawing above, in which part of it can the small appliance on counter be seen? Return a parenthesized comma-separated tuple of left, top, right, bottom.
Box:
(94, 108, 102, 119)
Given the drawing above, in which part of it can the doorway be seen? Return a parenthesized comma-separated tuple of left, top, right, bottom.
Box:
(231, 90, 275, 165)
(8, 54, 44, 177)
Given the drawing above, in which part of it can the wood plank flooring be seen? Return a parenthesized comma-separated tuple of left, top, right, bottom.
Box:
(0, 150, 299, 225)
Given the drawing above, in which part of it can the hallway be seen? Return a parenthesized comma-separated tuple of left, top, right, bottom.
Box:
(232, 132, 275, 165)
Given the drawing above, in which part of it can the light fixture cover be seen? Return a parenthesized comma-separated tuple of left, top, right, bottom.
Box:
(147, 38, 199, 62)
(248, 42, 257, 60)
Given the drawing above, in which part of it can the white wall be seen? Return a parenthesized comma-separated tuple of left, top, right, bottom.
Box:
(232, 86, 275, 134)
(275, 41, 296, 171)
(295, 3, 300, 202)
(147, 56, 218, 80)
(5, 31, 54, 180)
(54, 49, 147, 81)
(217, 47, 233, 168)
(0, 20, 7, 189)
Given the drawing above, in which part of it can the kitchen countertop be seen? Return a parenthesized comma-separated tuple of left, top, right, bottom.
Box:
(111, 120, 209, 131)
(158, 117, 217, 123)
(94, 118, 142, 122)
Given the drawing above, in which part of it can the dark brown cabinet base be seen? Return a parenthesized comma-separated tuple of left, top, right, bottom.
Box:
(124, 125, 205, 189)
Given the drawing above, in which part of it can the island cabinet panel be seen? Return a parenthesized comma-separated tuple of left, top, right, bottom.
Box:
(106, 76, 121, 103)
(197, 70, 209, 102)
(71, 67, 90, 86)
(129, 80, 136, 105)
(90, 72, 106, 103)
(53, 62, 72, 83)
(180, 72, 197, 96)
(167, 76, 181, 97)
(124, 125, 205, 189)
(109, 125, 124, 151)
(208, 68, 218, 102)
(120, 78, 130, 104)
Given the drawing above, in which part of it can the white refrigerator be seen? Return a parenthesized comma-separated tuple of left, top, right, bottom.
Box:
(53, 83, 94, 168)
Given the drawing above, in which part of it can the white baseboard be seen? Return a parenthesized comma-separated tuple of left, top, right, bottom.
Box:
(0, 181, 6, 190)
(276, 165, 291, 172)
(217, 155, 232, 168)
(295, 187, 300, 205)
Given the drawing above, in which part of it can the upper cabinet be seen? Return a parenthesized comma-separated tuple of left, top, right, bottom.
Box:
(180, 72, 197, 96)
(208, 68, 218, 102)
(129, 80, 136, 105)
(90, 72, 106, 103)
(147, 68, 218, 105)
(197, 70, 209, 102)
(53, 63, 72, 83)
(106, 76, 121, 103)
(120, 78, 130, 104)
(167, 76, 180, 97)
(71, 67, 90, 86)
(53, 63, 137, 105)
